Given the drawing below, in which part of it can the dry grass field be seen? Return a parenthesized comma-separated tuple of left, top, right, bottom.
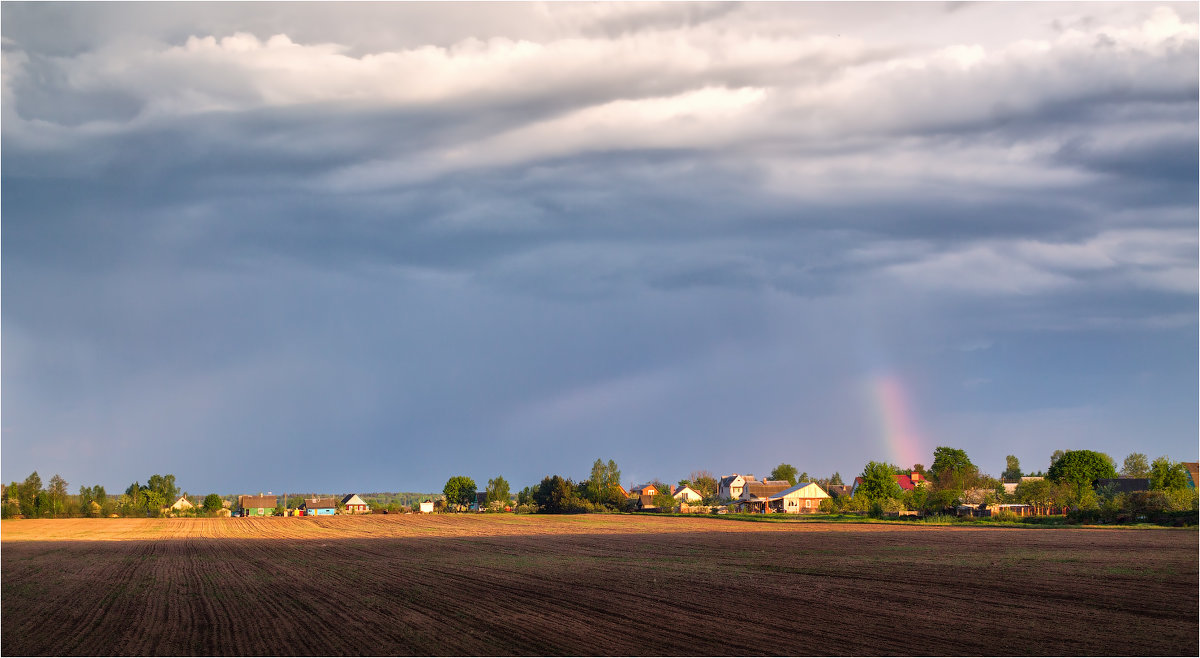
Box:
(2, 514, 1196, 656)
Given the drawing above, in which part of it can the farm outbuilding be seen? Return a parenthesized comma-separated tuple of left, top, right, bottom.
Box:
(419, 501, 434, 513)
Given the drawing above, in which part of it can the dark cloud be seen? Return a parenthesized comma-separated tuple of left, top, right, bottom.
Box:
(3, 2, 1196, 492)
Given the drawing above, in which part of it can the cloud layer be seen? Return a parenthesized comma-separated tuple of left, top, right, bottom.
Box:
(3, 2, 1196, 493)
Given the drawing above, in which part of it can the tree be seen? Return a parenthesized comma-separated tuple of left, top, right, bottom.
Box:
(19, 472, 43, 518)
(203, 494, 223, 513)
(533, 475, 575, 514)
(1049, 450, 1066, 469)
(485, 476, 511, 507)
(829, 472, 844, 486)
(770, 463, 798, 485)
(688, 470, 718, 499)
(931, 447, 977, 492)
(1047, 450, 1118, 500)
(47, 475, 68, 517)
(856, 461, 903, 501)
(1148, 457, 1189, 491)
(1121, 453, 1150, 478)
(442, 476, 477, 512)
(145, 474, 179, 505)
(1015, 478, 1060, 515)
(1001, 455, 1022, 481)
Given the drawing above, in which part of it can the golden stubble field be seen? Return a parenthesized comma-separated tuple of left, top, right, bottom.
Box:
(2, 514, 1196, 656)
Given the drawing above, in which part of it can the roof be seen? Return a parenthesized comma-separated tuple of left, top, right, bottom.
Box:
(1095, 478, 1151, 494)
(1182, 462, 1199, 489)
(741, 481, 791, 499)
(240, 496, 277, 509)
(826, 485, 852, 497)
(638, 494, 657, 508)
(341, 494, 368, 507)
(767, 482, 830, 500)
(301, 497, 338, 509)
(852, 473, 922, 492)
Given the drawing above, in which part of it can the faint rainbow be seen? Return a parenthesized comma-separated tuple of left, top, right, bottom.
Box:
(868, 374, 925, 469)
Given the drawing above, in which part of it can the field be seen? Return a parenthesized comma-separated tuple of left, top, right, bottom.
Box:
(2, 514, 1196, 656)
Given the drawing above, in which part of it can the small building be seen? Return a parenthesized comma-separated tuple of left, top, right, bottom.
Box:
(630, 484, 660, 498)
(826, 484, 852, 498)
(419, 500, 434, 514)
(170, 496, 194, 511)
(636, 494, 659, 511)
(673, 485, 702, 503)
(300, 497, 337, 516)
(767, 482, 830, 514)
(340, 494, 370, 514)
(238, 495, 277, 517)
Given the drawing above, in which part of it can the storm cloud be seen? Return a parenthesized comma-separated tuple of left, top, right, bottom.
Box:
(3, 2, 1196, 494)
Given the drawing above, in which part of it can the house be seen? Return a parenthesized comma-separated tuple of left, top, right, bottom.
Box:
(340, 494, 370, 514)
(238, 495, 277, 517)
(471, 492, 489, 511)
(614, 484, 630, 499)
(300, 497, 337, 516)
(636, 494, 659, 511)
(419, 500, 434, 514)
(630, 484, 660, 498)
(170, 496, 194, 511)
(673, 485, 702, 503)
(735, 480, 793, 513)
(826, 484, 852, 498)
(718, 474, 754, 500)
(1095, 478, 1152, 495)
(766, 482, 830, 514)
(850, 471, 928, 497)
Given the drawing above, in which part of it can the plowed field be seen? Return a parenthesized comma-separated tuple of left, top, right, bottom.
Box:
(2, 515, 1195, 656)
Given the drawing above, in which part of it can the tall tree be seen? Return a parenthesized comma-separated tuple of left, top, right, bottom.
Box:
(203, 494, 223, 513)
(770, 463, 798, 485)
(485, 476, 511, 506)
(146, 474, 179, 505)
(931, 447, 977, 492)
(1047, 450, 1118, 500)
(856, 461, 903, 500)
(19, 472, 43, 518)
(1001, 455, 1022, 481)
(1121, 453, 1150, 478)
(1148, 457, 1189, 491)
(47, 474, 68, 517)
(533, 475, 575, 514)
(829, 472, 844, 486)
(442, 476, 477, 511)
(688, 470, 718, 499)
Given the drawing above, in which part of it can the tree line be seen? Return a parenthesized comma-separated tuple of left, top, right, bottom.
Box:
(2, 472, 226, 519)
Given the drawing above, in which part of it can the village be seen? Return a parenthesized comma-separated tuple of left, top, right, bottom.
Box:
(201, 455, 1199, 521)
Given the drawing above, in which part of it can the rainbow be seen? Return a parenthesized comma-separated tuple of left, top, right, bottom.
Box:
(868, 374, 926, 469)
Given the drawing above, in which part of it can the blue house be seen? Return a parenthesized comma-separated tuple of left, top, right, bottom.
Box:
(300, 497, 338, 516)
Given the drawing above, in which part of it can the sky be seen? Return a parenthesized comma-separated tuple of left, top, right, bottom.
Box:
(2, 1, 1197, 496)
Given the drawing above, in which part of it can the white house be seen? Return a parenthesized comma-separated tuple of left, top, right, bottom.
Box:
(718, 474, 755, 500)
(170, 496, 194, 511)
(340, 494, 370, 514)
(419, 500, 434, 514)
(767, 482, 830, 514)
(673, 485, 702, 503)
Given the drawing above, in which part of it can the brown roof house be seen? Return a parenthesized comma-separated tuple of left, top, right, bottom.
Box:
(735, 480, 792, 513)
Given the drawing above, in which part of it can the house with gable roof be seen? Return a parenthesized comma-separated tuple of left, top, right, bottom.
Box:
(850, 471, 928, 497)
(300, 497, 338, 516)
(767, 482, 831, 513)
(673, 485, 702, 503)
(340, 494, 370, 514)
